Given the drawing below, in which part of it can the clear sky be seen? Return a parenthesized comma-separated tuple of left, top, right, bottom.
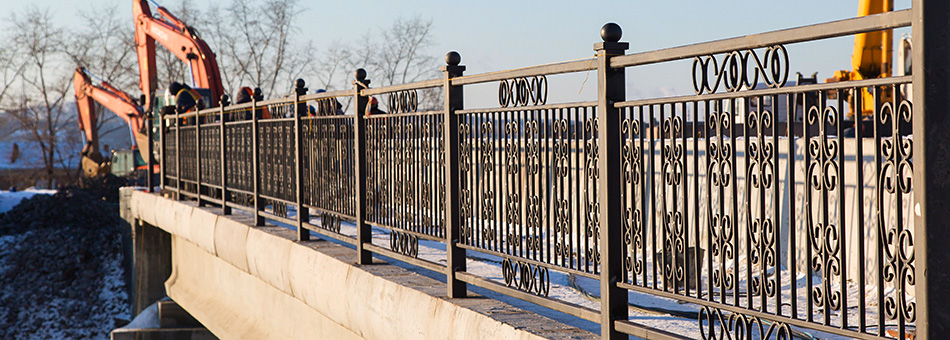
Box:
(11, 0, 914, 104)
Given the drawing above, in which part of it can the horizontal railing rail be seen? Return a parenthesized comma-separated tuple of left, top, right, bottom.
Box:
(611, 9, 911, 68)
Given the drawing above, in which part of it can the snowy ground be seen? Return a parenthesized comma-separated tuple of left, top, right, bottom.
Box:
(0, 189, 56, 213)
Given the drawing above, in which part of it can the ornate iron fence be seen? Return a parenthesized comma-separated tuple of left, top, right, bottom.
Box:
(156, 3, 950, 338)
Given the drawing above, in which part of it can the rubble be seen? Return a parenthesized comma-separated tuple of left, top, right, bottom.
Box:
(0, 177, 131, 339)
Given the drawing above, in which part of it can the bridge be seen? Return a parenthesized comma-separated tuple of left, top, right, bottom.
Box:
(119, 2, 950, 339)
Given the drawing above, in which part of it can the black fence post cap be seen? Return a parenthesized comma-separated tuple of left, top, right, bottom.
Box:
(446, 51, 461, 66)
(601, 23, 622, 42)
(355, 69, 367, 81)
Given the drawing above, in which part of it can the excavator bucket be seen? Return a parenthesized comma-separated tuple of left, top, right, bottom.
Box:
(81, 153, 111, 177)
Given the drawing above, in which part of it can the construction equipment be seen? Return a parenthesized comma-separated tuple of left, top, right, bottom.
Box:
(133, 0, 224, 113)
(73, 67, 153, 177)
(826, 0, 894, 117)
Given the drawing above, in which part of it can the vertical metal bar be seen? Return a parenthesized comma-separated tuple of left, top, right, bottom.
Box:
(294, 80, 310, 241)
(771, 94, 781, 315)
(745, 98, 753, 310)
(354, 69, 372, 264)
(541, 109, 557, 264)
(567, 108, 584, 269)
(159, 108, 166, 193)
(176, 110, 181, 200)
(146, 112, 154, 193)
(660, 103, 668, 293)
(650, 104, 657, 290)
(252, 94, 263, 226)
(836, 89, 847, 329)
(872, 85, 885, 337)
(850, 88, 876, 333)
(729, 98, 738, 307)
(705, 100, 714, 303)
(443, 53, 466, 297)
(196, 108, 203, 207)
(220, 95, 231, 215)
(692, 101, 701, 297)
(819, 92, 831, 326)
(637, 106, 652, 287)
(595, 24, 628, 340)
(681, 101, 689, 297)
(788, 90, 798, 319)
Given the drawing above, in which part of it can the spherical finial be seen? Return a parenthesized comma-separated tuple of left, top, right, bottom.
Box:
(295, 78, 306, 89)
(355, 68, 367, 81)
(601, 23, 622, 42)
(445, 51, 461, 66)
(220, 94, 230, 106)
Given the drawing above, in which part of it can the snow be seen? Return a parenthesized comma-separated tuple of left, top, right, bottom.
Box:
(119, 301, 161, 330)
(0, 189, 56, 213)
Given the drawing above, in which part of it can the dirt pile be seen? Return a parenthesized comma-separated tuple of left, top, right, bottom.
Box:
(76, 172, 144, 203)
(0, 182, 130, 338)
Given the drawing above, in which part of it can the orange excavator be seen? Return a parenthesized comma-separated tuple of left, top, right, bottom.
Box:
(73, 66, 153, 177)
(826, 0, 894, 117)
(133, 0, 224, 112)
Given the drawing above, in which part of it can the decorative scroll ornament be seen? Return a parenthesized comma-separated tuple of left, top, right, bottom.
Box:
(387, 89, 418, 114)
(501, 258, 550, 296)
(692, 45, 789, 95)
(805, 104, 843, 315)
(390, 230, 419, 257)
(879, 99, 915, 323)
(498, 76, 547, 107)
(699, 307, 792, 340)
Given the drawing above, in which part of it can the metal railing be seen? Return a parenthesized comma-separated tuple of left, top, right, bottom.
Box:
(156, 3, 950, 338)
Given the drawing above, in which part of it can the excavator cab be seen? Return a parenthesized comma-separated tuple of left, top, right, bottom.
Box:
(152, 88, 214, 114)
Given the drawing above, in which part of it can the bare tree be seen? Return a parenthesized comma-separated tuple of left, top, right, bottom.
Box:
(0, 28, 27, 115)
(1, 8, 76, 186)
(204, 0, 314, 98)
(311, 16, 440, 112)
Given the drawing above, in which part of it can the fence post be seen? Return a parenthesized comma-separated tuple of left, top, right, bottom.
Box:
(595, 23, 628, 340)
(146, 112, 154, 193)
(442, 51, 467, 298)
(252, 89, 264, 226)
(912, 0, 950, 338)
(220, 94, 231, 215)
(196, 106, 203, 207)
(354, 69, 372, 264)
(294, 79, 310, 241)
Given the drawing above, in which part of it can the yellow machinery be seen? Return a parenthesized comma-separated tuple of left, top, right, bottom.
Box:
(826, 0, 893, 117)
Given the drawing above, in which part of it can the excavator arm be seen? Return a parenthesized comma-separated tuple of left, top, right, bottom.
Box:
(73, 67, 152, 176)
(826, 0, 894, 116)
(133, 0, 223, 112)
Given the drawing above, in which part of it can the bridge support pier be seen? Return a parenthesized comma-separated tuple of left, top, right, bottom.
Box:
(132, 218, 172, 315)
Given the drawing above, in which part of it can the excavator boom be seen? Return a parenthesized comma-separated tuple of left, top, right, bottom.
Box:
(133, 0, 223, 111)
(73, 67, 153, 176)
